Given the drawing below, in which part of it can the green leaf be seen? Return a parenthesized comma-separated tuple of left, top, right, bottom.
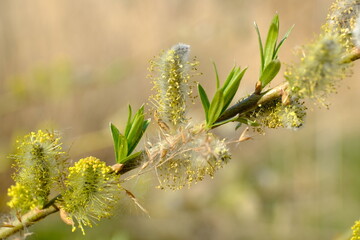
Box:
(142, 118, 151, 131)
(117, 134, 128, 162)
(222, 67, 247, 111)
(222, 66, 236, 91)
(212, 62, 220, 89)
(119, 151, 142, 164)
(210, 115, 239, 128)
(236, 117, 260, 127)
(127, 106, 145, 154)
(247, 120, 260, 127)
(274, 24, 294, 58)
(259, 59, 281, 88)
(111, 105, 149, 163)
(207, 89, 224, 128)
(129, 118, 150, 155)
(124, 105, 133, 137)
(235, 122, 242, 130)
(198, 84, 210, 122)
(263, 14, 279, 67)
(254, 22, 265, 72)
(110, 123, 121, 162)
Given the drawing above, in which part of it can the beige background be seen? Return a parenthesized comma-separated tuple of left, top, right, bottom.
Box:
(0, 0, 359, 239)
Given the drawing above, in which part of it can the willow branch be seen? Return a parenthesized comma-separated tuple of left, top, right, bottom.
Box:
(342, 48, 360, 63)
(216, 82, 289, 123)
(0, 206, 58, 239)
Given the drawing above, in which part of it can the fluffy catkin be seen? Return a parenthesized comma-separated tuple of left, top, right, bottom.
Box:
(60, 157, 122, 235)
(325, 0, 360, 49)
(150, 43, 198, 131)
(146, 125, 230, 190)
(8, 130, 66, 213)
(353, 15, 360, 47)
(285, 33, 351, 105)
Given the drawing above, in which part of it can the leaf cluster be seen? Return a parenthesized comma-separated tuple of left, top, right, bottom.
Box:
(255, 14, 293, 89)
(198, 65, 247, 129)
(110, 105, 150, 164)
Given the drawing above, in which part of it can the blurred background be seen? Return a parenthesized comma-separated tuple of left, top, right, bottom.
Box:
(0, 0, 359, 239)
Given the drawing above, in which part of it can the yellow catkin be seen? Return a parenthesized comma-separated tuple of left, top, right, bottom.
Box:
(351, 220, 360, 240)
(61, 156, 122, 235)
(8, 130, 66, 213)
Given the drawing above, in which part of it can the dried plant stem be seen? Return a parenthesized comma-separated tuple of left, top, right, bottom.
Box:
(0, 206, 58, 239)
